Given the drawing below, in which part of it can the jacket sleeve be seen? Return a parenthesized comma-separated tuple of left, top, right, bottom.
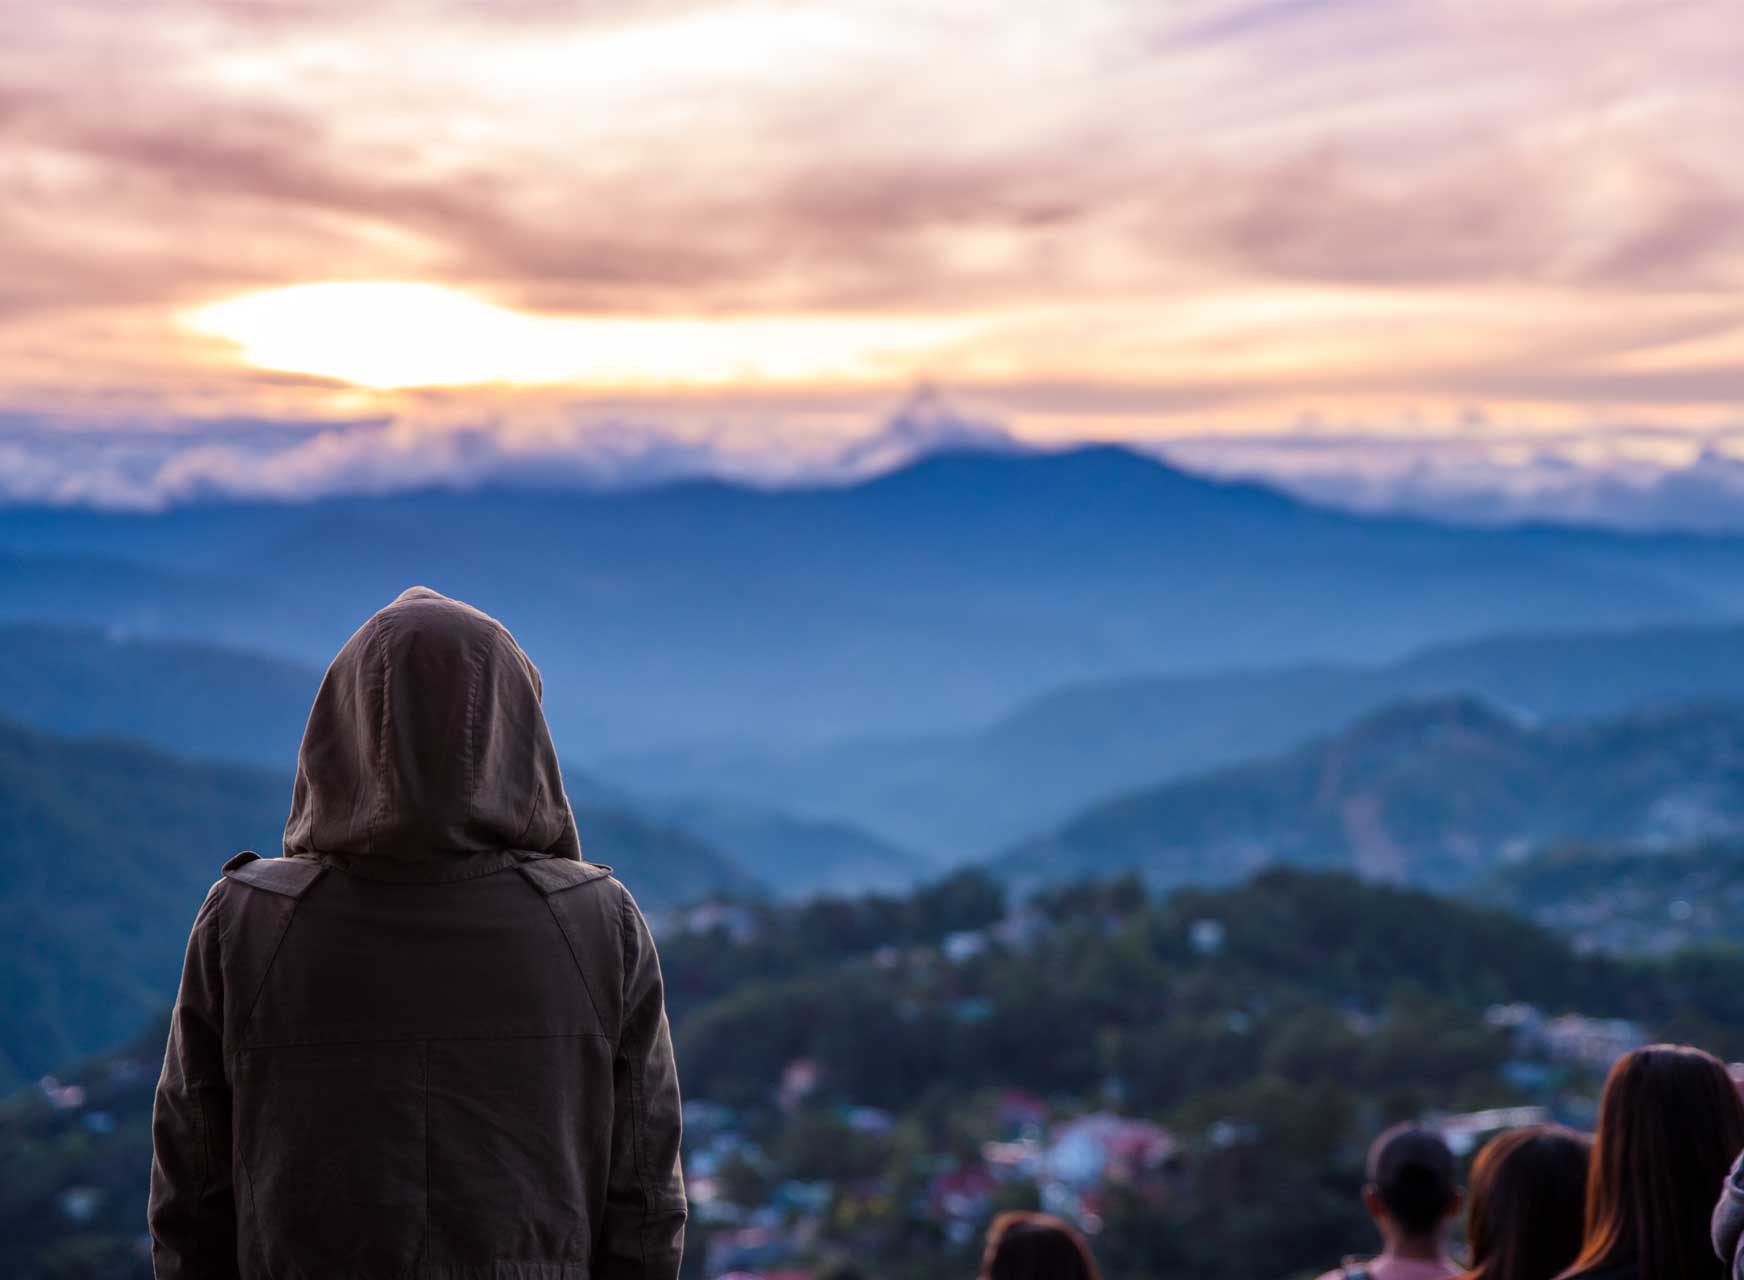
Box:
(1716, 1149, 1744, 1275)
(148, 883, 239, 1280)
(595, 890, 687, 1280)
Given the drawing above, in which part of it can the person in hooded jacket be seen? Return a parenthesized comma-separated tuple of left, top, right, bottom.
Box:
(148, 587, 687, 1280)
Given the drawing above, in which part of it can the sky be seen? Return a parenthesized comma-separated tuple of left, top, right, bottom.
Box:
(2, 0, 1743, 518)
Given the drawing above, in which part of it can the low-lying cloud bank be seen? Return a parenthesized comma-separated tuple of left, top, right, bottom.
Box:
(0, 393, 1017, 510)
(1158, 429, 1744, 534)
(8, 399, 1744, 534)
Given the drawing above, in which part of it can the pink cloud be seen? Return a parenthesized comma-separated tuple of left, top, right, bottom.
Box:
(1, 0, 1742, 482)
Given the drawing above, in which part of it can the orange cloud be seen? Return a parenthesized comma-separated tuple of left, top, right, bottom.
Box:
(0, 0, 1740, 458)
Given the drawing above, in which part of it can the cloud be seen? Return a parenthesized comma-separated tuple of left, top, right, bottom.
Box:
(1157, 423, 1744, 532)
(2, 0, 1743, 492)
(13, 395, 1744, 536)
(0, 411, 738, 509)
(6, 0, 1741, 308)
(0, 393, 1007, 509)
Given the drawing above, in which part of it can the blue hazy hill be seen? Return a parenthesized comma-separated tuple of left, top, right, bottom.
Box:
(999, 696, 1744, 891)
(0, 623, 318, 766)
(0, 716, 754, 1088)
(599, 622, 1744, 855)
(0, 445, 1729, 757)
(0, 624, 932, 898)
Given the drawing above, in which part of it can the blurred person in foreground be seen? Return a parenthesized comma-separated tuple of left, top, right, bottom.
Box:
(1714, 1062, 1744, 1280)
(1460, 1125, 1590, 1280)
(148, 587, 686, 1280)
(1318, 1123, 1463, 1280)
(1715, 1149, 1744, 1280)
(1562, 1044, 1743, 1280)
(980, 1212, 1102, 1280)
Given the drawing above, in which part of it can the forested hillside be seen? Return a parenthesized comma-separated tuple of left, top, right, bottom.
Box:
(9, 867, 1744, 1280)
(0, 717, 284, 1088)
(1002, 697, 1744, 889)
(0, 720, 754, 1086)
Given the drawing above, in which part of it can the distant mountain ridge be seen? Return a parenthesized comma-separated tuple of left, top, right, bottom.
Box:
(0, 622, 318, 767)
(2, 444, 1733, 756)
(0, 623, 930, 899)
(997, 696, 1744, 891)
(0, 715, 285, 1088)
(637, 795, 935, 898)
(596, 622, 1744, 856)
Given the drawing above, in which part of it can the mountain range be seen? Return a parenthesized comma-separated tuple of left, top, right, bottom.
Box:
(4, 445, 1739, 757)
(0, 622, 938, 895)
(597, 623, 1744, 856)
(14, 610, 1744, 875)
(9, 655, 1744, 1086)
(11, 443, 1744, 1088)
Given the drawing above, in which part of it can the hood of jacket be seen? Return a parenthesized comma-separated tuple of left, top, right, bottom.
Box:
(284, 586, 582, 862)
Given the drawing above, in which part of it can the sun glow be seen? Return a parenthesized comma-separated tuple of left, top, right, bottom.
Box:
(186, 282, 975, 391)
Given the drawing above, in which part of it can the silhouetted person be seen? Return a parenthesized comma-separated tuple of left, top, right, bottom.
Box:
(1319, 1123, 1462, 1280)
(980, 1211, 1102, 1280)
(1562, 1044, 1743, 1280)
(1460, 1125, 1590, 1280)
(148, 587, 686, 1279)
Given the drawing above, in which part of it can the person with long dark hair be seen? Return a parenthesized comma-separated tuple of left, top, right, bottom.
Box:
(1461, 1125, 1590, 1280)
(1561, 1045, 1744, 1280)
(979, 1211, 1102, 1280)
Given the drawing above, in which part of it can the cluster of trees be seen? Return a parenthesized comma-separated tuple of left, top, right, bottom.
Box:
(661, 869, 1744, 1277)
(665, 868, 1744, 1111)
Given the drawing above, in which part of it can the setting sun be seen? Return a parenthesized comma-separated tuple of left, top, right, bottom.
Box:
(186, 282, 976, 391)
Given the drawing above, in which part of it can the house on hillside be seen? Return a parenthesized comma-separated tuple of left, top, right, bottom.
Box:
(1484, 1003, 1646, 1070)
(1045, 1113, 1178, 1190)
(1541, 1013, 1647, 1068)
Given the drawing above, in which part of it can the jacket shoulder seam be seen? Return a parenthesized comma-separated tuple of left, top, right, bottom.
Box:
(515, 857, 616, 895)
(222, 853, 327, 899)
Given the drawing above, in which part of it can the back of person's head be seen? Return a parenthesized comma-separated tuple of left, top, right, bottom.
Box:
(980, 1211, 1101, 1280)
(285, 585, 582, 863)
(1565, 1043, 1744, 1280)
(1465, 1125, 1591, 1280)
(1365, 1122, 1460, 1239)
